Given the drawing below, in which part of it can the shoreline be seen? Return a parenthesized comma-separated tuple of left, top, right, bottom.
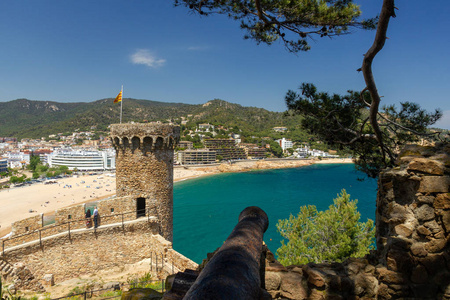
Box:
(0, 158, 352, 237)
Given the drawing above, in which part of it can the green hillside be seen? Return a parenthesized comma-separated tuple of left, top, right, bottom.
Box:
(0, 98, 308, 141)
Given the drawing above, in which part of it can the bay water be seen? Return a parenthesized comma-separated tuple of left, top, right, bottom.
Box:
(173, 163, 378, 264)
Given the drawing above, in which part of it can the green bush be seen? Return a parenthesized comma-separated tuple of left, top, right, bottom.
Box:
(276, 189, 375, 265)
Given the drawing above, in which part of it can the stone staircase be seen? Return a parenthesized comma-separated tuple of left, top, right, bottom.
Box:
(0, 257, 43, 292)
(0, 257, 14, 279)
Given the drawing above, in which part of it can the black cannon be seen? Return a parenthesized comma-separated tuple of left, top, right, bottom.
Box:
(183, 206, 269, 300)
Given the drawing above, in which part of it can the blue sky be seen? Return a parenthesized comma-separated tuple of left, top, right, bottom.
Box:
(1, 1, 449, 129)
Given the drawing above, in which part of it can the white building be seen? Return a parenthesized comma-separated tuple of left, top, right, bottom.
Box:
(197, 123, 215, 132)
(231, 133, 241, 144)
(273, 127, 288, 132)
(5, 152, 30, 169)
(275, 138, 293, 151)
(293, 146, 339, 158)
(48, 149, 115, 171)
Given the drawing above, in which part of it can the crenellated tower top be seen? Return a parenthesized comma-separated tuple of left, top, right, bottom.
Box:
(110, 123, 180, 151)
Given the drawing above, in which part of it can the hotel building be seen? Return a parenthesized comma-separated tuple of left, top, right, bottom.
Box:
(177, 149, 217, 165)
(47, 150, 115, 171)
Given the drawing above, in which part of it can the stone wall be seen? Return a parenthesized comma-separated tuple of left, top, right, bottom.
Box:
(98, 195, 142, 222)
(11, 214, 43, 236)
(2, 196, 158, 250)
(55, 203, 86, 229)
(3, 220, 197, 289)
(111, 123, 180, 242)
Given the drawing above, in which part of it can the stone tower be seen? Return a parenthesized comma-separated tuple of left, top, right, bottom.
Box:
(110, 123, 180, 242)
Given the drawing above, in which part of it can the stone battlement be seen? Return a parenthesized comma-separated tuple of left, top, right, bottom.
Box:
(110, 123, 180, 150)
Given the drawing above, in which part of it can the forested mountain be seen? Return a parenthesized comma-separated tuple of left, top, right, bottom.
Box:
(0, 98, 307, 140)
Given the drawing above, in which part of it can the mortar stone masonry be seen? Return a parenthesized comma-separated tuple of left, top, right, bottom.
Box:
(111, 123, 180, 242)
(3, 220, 196, 286)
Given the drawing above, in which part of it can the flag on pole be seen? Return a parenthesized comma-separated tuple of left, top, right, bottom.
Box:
(114, 91, 122, 103)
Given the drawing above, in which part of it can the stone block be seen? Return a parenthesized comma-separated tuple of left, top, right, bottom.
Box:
(353, 273, 378, 298)
(414, 204, 435, 221)
(439, 210, 450, 232)
(303, 266, 325, 288)
(308, 289, 326, 300)
(407, 158, 445, 175)
(416, 225, 431, 236)
(425, 238, 447, 253)
(42, 274, 54, 286)
(376, 267, 404, 284)
(265, 271, 281, 291)
(410, 242, 428, 257)
(386, 203, 411, 223)
(435, 193, 450, 209)
(377, 282, 392, 300)
(418, 176, 450, 193)
(424, 220, 442, 234)
(394, 224, 413, 237)
(417, 195, 435, 204)
(279, 272, 308, 300)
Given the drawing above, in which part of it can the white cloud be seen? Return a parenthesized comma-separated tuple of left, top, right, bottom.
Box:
(130, 49, 166, 68)
(434, 110, 450, 130)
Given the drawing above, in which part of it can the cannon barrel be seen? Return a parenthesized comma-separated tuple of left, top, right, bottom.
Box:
(183, 206, 269, 300)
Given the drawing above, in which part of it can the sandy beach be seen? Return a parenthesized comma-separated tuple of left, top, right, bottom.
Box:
(0, 158, 352, 237)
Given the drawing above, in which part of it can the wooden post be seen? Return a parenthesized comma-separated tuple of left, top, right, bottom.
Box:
(2, 240, 4, 256)
(39, 230, 42, 249)
(150, 252, 153, 271)
(68, 222, 71, 240)
(156, 255, 158, 272)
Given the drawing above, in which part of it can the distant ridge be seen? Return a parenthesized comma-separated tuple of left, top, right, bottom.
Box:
(0, 98, 303, 139)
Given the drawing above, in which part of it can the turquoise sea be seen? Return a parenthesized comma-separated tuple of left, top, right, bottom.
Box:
(173, 163, 378, 264)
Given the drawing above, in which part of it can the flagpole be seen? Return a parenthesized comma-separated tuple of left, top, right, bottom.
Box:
(120, 85, 123, 124)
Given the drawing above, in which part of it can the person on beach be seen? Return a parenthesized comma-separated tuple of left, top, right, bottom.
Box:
(93, 207, 99, 228)
(85, 208, 91, 228)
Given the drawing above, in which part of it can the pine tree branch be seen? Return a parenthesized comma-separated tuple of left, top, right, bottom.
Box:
(361, 0, 396, 165)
